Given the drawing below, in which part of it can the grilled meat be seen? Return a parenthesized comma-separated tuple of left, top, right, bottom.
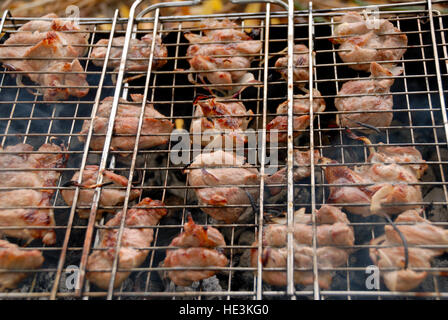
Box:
(185, 150, 260, 223)
(86, 198, 167, 289)
(163, 215, 228, 286)
(0, 143, 66, 245)
(79, 94, 174, 153)
(251, 205, 353, 288)
(191, 97, 253, 147)
(0, 239, 44, 290)
(61, 165, 141, 219)
(267, 89, 326, 142)
(185, 19, 262, 95)
(370, 209, 448, 291)
(91, 34, 167, 72)
(322, 143, 427, 216)
(0, 13, 90, 101)
(334, 62, 401, 131)
(275, 44, 311, 85)
(331, 12, 407, 72)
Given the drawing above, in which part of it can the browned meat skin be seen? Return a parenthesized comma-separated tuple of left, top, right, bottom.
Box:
(0, 239, 44, 290)
(251, 205, 353, 288)
(331, 12, 407, 72)
(0, 13, 90, 101)
(86, 198, 167, 289)
(266, 89, 326, 142)
(186, 150, 260, 223)
(323, 144, 427, 216)
(370, 209, 448, 291)
(79, 94, 174, 153)
(334, 63, 400, 131)
(266, 149, 321, 196)
(275, 44, 310, 84)
(91, 34, 167, 72)
(163, 215, 228, 286)
(0, 143, 66, 245)
(190, 97, 253, 147)
(185, 19, 262, 95)
(61, 165, 141, 219)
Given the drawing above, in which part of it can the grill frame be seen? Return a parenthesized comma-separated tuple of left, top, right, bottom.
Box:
(0, 0, 446, 300)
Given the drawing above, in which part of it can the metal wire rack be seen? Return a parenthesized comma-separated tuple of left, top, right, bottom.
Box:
(0, 0, 447, 300)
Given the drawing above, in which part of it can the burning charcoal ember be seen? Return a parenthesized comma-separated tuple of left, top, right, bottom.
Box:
(275, 44, 311, 87)
(0, 143, 66, 245)
(184, 19, 262, 96)
(370, 209, 448, 291)
(334, 62, 402, 131)
(163, 215, 228, 287)
(330, 12, 408, 72)
(250, 205, 354, 289)
(0, 13, 90, 101)
(185, 150, 260, 223)
(61, 165, 141, 219)
(266, 89, 326, 143)
(79, 94, 174, 154)
(190, 96, 253, 148)
(322, 139, 427, 217)
(91, 34, 167, 73)
(86, 198, 167, 290)
(0, 239, 44, 290)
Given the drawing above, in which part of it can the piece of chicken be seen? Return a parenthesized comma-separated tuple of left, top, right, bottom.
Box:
(0, 13, 90, 100)
(185, 19, 262, 95)
(370, 209, 448, 291)
(251, 205, 353, 288)
(190, 97, 253, 148)
(275, 44, 311, 85)
(0, 143, 66, 245)
(79, 94, 174, 153)
(335, 62, 401, 131)
(0, 239, 44, 290)
(86, 198, 167, 289)
(330, 12, 408, 72)
(265, 149, 321, 196)
(322, 142, 427, 216)
(61, 165, 141, 219)
(267, 89, 326, 142)
(91, 34, 167, 72)
(163, 215, 228, 286)
(185, 150, 260, 223)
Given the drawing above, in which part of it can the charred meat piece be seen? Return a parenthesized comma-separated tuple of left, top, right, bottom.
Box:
(79, 94, 174, 153)
(91, 34, 167, 72)
(86, 198, 167, 289)
(251, 205, 353, 288)
(0, 13, 90, 101)
(185, 150, 260, 223)
(163, 215, 228, 286)
(275, 44, 311, 85)
(185, 19, 262, 95)
(0, 239, 44, 290)
(190, 97, 253, 147)
(267, 89, 326, 142)
(0, 143, 66, 245)
(322, 143, 427, 217)
(335, 62, 401, 131)
(266, 149, 321, 196)
(61, 165, 141, 219)
(331, 12, 407, 72)
(370, 209, 448, 291)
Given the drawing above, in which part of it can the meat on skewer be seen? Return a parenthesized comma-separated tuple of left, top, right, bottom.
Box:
(275, 44, 311, 86)
(86, 198, 167, 289)
(0, 13, 90, 101)
(163, 215, 228, 286)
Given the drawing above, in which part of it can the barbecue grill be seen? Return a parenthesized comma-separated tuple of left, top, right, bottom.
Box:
(0, 0, 447, 300)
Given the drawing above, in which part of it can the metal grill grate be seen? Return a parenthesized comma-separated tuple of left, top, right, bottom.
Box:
(0, 0, 447, 300)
